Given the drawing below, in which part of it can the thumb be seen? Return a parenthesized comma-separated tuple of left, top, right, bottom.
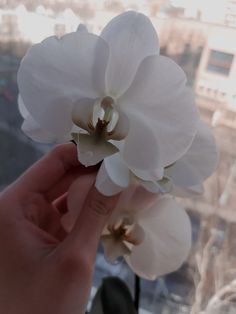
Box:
(72, 186, 119, 252)
(58, 182, 119, 260)
(48, 182, 119, 314)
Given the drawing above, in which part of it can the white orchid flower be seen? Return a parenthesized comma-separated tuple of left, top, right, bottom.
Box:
(17, 11, 198, 182)
(101, 193, 192, 280)
(96, 120, 218, 197)
(61, 183, 192, 280)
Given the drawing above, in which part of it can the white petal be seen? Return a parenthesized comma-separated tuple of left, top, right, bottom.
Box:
(121, 111, 162, 173)
(114, 184, 159, 215)
(126, 196, 192, 280)
(126, 223, 145, 245)
(18, 31, 109, 137)
(95, 154, 130, 196)
(167, 121, 218, 187)
(92, 102, 104, 127)
(18, 94, 28, 119)
(173, 184, 204, 198)
(72, 98, 95, 132)
(96, 164, 124, 196)
(108, 109, 130, 140)
(18, 95, 65, 143)
(119, 55, 199, 167)
(132, 167, 164, 182)
(139, 180, 162, 194)
(101, 11, 159, 97)
(141, 177, 173, 194)
(22, 116, 58, 143)
(104, 154, 130, 187)
(77, 133, 119, 166)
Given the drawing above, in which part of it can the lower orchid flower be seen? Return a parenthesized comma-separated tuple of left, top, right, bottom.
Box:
(102, 194, 192, 280)
(62, 184, 192, 280)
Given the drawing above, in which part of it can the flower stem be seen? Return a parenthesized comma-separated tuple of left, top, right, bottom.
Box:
(134, 274, 141, 313)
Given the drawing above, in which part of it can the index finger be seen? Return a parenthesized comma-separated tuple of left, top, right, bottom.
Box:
(14, 143, 80, 194)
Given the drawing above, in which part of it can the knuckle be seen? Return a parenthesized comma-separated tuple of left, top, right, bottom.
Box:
(87, 191, 111, 216)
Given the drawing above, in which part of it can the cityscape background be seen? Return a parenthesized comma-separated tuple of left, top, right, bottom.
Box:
(1, 1, 236, 313)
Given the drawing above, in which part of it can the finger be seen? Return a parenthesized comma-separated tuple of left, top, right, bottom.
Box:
(23, 194, 66, 241)
(53, 193, 68, 215)
(25, 172, 98, 241)
(60, 173, 97, 232)
(13, 143, 80, 194)
(46, 165, 97, 202)
(56, 185, 119, 260)
(74, 187, 119, 253)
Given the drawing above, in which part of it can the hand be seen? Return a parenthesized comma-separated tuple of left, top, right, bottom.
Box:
(0, 144, 119, 314)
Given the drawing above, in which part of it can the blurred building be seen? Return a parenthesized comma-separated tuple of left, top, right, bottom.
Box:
(195, 26, 236, 129)
(150, 15, 236, 130)
(225, 0, 236, 26)
(170, 0, 236, 26)
(0, 4, 80, 44)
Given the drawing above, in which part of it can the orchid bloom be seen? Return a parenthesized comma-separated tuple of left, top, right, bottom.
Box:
(102, 190, 192, 280)
(17, 11, 198, 183)
(96, 120, 218, 197)
(61, 184, 192, 280)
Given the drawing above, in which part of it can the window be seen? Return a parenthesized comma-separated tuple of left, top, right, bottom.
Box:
(206, 50, 234, 76)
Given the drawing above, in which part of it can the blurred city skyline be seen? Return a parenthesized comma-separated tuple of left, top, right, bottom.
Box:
(1, 0, 236, 43)
(1, 0, 236, 26)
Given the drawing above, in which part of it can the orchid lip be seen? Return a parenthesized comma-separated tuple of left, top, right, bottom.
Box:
(108, 217, 144, 246)
(72, 96, 119, 140)
(101, 214, 145, 263)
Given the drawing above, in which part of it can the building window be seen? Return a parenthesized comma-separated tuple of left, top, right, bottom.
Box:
(206, 50, 234, 76)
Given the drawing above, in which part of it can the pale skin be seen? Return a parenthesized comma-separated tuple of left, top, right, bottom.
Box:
(0, 143, 119, 314)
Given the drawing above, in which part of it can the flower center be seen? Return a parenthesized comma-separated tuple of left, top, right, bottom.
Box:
(94, 96, 113, 135)
(101, 96, 114, 122)
(101, 215, 144, 262)
(71, 96, 122, 167)
(108, 217, 143, 246)
(89, 96, 119, 137)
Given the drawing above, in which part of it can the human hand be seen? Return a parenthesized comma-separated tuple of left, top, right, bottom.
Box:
(0, 144, 119, 314)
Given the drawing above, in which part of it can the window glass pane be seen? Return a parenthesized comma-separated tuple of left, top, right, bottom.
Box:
(1, 2, 236, 314)
(207, 49, 234, 76)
